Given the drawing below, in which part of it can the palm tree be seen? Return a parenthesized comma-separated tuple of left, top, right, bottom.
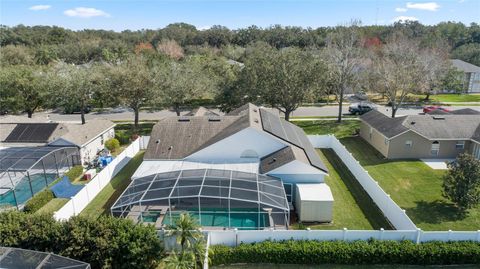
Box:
(166, 213, 203, 252)
(163, 251, 196, 269)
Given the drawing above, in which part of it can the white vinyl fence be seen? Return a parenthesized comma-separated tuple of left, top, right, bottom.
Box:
(308, 135, 417, 230)
(207, 229, 480, 247)
(54, 136, 149, 221)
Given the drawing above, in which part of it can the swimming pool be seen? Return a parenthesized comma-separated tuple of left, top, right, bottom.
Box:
(0, 173, 57, 208)
(162, 208, 270, 229)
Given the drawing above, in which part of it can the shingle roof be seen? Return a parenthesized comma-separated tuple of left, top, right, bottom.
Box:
(360, 110, 409, 138)
(58, 119, 115, 146)
(259, 145, 310, 174)
(404, 115, 480, 140)
(450, 59, 480, 73)
(184, 106, 220, 117)
(449, 108, 480, 115)
(361, 110, 480, 140)
(145, 103, 328, 173)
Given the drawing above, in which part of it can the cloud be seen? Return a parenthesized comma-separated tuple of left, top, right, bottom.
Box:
(393, 16, 419, 22)
(395, 7, 408, 12)
(64, 7, 110, 18)
(406, 2, 440, 11)
(29, 5, 51, 11)
(198, 25, 211, 30)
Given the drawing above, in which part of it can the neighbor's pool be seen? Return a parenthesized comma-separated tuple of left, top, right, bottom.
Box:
(0, 173, 57, 207)
(161, 208, 270, 229)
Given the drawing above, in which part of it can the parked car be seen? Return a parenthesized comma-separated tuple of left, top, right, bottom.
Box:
(63, 105, 92, 114)
(349, 102, 375, 115)
(354, 91, 368, 101)
(423, 106, 451, 114)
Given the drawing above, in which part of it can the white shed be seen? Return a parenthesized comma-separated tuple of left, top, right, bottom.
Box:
(295, 183, 333, 223)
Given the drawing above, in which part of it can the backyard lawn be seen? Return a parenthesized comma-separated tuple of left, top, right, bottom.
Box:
(36, 198, 69, 214)
(292, 149, 391, 230)
(341, 137, 480, 231)
(295, 120, 360, 138)
(80, 151, 145, 218)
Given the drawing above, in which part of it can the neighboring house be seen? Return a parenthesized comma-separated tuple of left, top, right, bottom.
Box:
(0, 119, 115, 164)
(359, 110, 480, 160)
(112, 103, 333, 229)
(184, 106, 220, 117)
(450, 59, 480, 93)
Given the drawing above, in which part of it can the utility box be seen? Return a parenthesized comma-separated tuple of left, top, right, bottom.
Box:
(295, 183, 333, 223)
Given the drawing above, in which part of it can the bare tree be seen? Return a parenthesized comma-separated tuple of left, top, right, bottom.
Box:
(157, 39, 184, 60)
(369, 35, 425, 118)
(323, 21, 363, 123)
(419, 46, 450, 100)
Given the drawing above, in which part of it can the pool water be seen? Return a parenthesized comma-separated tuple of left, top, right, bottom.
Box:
(0, 173, 57, 208)
(141, 211, 161, 222)
(162, 208, 270, 229)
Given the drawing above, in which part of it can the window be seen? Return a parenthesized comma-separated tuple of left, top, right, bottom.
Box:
(431, 141, 440, 156)
(405, 140, 413, 148)
(455, 141, 465, 149)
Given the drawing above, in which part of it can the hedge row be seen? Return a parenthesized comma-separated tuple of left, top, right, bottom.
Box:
(210, 240, 480, 266)
(23, 189, 54, 213)
(0, 211, 164, 269)
(65, 165, 83, 181)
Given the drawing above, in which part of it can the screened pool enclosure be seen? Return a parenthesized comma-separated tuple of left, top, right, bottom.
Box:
(0, 146, 80, 209)
(112, 169, 290, 230)
(0, 247, 90, 269)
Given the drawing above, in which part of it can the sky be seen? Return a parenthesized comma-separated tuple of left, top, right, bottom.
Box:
(0, 0, 479, 31)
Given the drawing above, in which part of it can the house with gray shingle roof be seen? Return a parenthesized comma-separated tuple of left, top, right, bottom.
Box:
(135, 103, 333, 223)
(450, 59, 480, 93)
(1, 119, 115, 165)
(360, 110, 480, 160)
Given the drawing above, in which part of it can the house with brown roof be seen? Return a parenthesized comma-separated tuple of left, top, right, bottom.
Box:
(359, 110, 480, 160)
(0, 119, 115, 164)
(132, 103, 333, 224)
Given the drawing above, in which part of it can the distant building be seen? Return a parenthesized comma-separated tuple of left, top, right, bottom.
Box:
(450, 59, 480, 93)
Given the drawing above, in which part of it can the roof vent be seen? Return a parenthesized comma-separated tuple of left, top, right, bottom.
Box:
(254, 118, 259, 123)
(433, 116, 445, 120)
(168, 146, 173, 150)
(208, 117, 221, 122)
(178, 118, 190, 122)
(253, 108, 258, 112)
(410, 121, 416, 125)
(155, 139, 160, 144)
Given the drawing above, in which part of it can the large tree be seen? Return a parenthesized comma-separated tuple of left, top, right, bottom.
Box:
(0, 65, 51, 118)
(111, 55, 155, 128)
(323, 22, 363, 123)
(369, 35, 426, 118)
(241, 43, 326, 121)
(443, 153, 480, 210)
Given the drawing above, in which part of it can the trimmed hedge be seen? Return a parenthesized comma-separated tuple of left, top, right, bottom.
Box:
(23, 190, 54, 213)
(115, 132, 130, 145)
(65, 165, 83, 181)
(0, 211, 164, 269)
(210, 240, 480, 266)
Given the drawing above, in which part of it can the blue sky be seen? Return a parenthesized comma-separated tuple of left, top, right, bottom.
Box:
(1, 0, 479, 31)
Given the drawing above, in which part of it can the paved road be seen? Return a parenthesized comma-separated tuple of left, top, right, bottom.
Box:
(1, 105, 479, 123)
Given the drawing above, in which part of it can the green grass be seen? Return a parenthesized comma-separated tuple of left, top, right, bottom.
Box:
(115, 122, 155, 136)
(292, 149, 391, 230)
(294, 120, 360, 139)
(341, 137, 480, 231)
(36, 198, 69, 214)
(80, 151, 145, 218)
(428, 94, 480, 103)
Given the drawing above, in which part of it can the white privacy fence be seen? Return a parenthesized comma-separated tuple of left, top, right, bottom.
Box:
(207, 229, 480, 246)
(308, 135, 417, 230)
(54, 136, 149, 221)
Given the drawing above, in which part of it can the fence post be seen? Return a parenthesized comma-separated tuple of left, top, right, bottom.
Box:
(447, 230, 452, 241)
(477, 230, 480, 242)
(234, 228, 238, 247)
(379, 228, 384, 240)
(416, 228, 422, 244)
(342, 228, 348, 241)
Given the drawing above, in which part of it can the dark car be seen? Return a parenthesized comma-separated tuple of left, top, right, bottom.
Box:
(63, 105, 92, 114)
(349, 103, 375, 115)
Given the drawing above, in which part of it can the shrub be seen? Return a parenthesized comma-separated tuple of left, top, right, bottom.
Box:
(105, 138, 120, 152)
(210, 240, 480, 266)
(115, 132, 130, 145)
(23, 190, 54, 213)
(0, 211, 164, 269)
(64, 165, 83, 181)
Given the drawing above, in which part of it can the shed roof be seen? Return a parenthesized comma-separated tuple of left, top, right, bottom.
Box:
(296, 183, 334, 202)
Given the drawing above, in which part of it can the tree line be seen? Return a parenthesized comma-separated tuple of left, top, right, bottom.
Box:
(0, 21, 475, 124)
